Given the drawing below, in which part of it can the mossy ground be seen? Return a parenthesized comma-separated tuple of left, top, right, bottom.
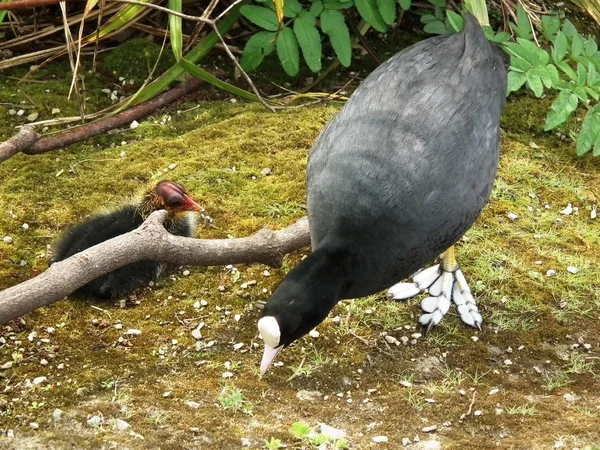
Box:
(1, 56, 600, 450)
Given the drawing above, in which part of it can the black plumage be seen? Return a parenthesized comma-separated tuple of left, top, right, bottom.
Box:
(259, 13, 509, 374)
(51, 180, 203, 300)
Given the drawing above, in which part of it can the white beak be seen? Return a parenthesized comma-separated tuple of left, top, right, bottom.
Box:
(258, 316, 282, 376)
(260, 344, 283, 376)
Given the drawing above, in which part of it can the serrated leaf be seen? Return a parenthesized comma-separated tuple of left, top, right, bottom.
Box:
(572, 33, 584, 57)
(447, 11, 463, 32)
(507, 71, 527, 94)
(355, 0, 388, 32)
(424, 20, 450, 35)
(398, 0, 411, 11)
(537, 65, 554, 89)
(510, 3, 532, 40)
(544, 90, 578, 130)
(562, 19, 577, 38)
(584, 39, 598, 57)
(584, 86, 600, 101)
(526, 70, 543, 97)
(588, 62, 598, 86)
(283, 0, 303, 18)
(293, 11, 322, 72)
(277, 26, 300, 76)
(240, 5, 279, 31)
(577, 63, 587, 85)
(320, 9, 352, 66)
(240, 31, 276, 72)
(323, 0, 353, 10)
(428, 0, 445, 7)
(516, 38, 543, 66)
(557, 61, 578, 82)
(546, 64, 560, 85)
(377, 0, 397, 25)
(576, 107, 600, 156)
(309, 0, 324, 17)
(541, 14, 560, 41)
(552, 32, 568, 63)
(487, 31, 511, 43)
(594, 136, 600, 157)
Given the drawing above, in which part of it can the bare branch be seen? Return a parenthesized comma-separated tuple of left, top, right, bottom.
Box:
(0, 125, 40, 163)
(0, 212, 310, 325)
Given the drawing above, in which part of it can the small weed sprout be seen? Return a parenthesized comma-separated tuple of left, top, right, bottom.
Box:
(542, 371, 573, 393)
(567, 353, 595, 375)
(503, 405, 538, 416)
(289, 421, 350, 449)
(289, 421, 313, 440)
(263, 437, 286, 449)
(146, 411, 168, 425)
(218, 384, 252, 414)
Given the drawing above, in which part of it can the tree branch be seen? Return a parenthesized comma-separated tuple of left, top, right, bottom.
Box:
(0, 125, 40, 163)
(0, 212, 311, 325)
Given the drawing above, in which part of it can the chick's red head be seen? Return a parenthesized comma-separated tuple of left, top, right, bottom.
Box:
(154, 180, 204, 213)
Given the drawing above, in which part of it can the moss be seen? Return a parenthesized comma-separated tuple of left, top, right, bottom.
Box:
(99, 38, 176, 84)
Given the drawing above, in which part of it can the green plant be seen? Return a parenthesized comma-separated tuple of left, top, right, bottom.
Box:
(264, 437, 286, 449)
(289, 421, 350, 449)
(218, 384, 252, 413)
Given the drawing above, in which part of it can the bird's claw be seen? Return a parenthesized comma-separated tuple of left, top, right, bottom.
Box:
(388, 265, 482, 330)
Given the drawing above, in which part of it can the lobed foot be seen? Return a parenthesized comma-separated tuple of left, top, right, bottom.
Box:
(387, 257, 482, 332)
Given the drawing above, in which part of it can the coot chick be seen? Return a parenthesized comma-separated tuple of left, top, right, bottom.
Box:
(258, 13, 508, 375)
(51, 180, 203, 300)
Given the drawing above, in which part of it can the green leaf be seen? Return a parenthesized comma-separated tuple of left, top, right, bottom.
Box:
(398, 0, 411, 11)
(179, 58, 261, 102)
(594, 137, 600, 157)
(574, 86, 588, 102)
(557, 61, 578, 82)
(464, 0, 489, 26)
(526, 70, 543, 97)
(428, 0, 445, 6)
(283, 0, 303, 18)
(507, 71, 527, 94)
(168, 0, 183, 60)
(588, 62, 598, 86)
(562, 19, 577, 38)
(537, 65, 554, 89)
(577, 107, 600, 156)
(320, 9, 352, 66)
(541, 14, 560, 41)
(355, 0, 388, 32)
(421, 14, 438, 24)
(293, 11, 322, 72)
(584, 39, 598, 57)
(546, 64, 560, 85)
(277, 26, 300, 76)
(323, 0, 354, 10)
(504, 42, 534, 67)
(377, 0, 397, 26)
(584, 86, 600, 101)
(572, 34, 584, 57)
(510, 3, 532, 40)
(309, 0, 324, 17)
(544, 90, 578, 130)
(424, 20, 450, 35)
(552, 32, 568, 63)
(577, 63, 587, 86)
(240, 31, 276, 72)
(447, 11, 464, 32)
(240, 5, 279, 31)
(486, 30, 511, 43)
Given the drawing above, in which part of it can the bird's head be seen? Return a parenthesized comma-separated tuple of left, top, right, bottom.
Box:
(146, 180, 204, 215)
(258, 248, 350, 376)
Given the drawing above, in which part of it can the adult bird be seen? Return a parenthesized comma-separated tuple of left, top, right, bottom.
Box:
(51, 180, 203, 300)
(258, 13, 509, 375)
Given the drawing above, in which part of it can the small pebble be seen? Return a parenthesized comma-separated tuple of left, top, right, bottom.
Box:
(115, 323, 123, 330)
(52, 409, 63, 422)
(507, 213, 518, 221)
(263, 270, 271, 276)
(234, 314, 241, 322)
(33, 376, 46, 385)
(473, 410, 483, 416)
(591, 207, 597, 219)
(126, 329, 141, 336)
(422, 425, 437, 432)
(193, 301, 200, 309)
(186, 401, 201, 409)
(29, 422, 39, 430)
(372, 436, 389, 443)
(130, 120, 139, 129)
(22, 223, 29, 230)
(51, 108, 61, 115)
(559, 204, 573, 215)
(222, 371, 233, 379)
(87, 415, 103, 427)
(2, 236, 13, 244)
(191, 329, 202, 340)
(27, 112, 39, 122)
(183, 270, 190, 276)
(163, 391, 171, 398)
(200, 300, 208, 306)
(168, 163, 177, 170)
(504, 359, 512, 366)
(567, 266, 579, 274)
(488, 388, 499, 395)
(40, 359, 48, 366)
(399, 380, 413, 388)
(471, 336, 479, 342)
(233, 343, 244, 350)
(384, 335, 398, 344)
(309, 329, 320, 338)
(546, 269, 556, 277)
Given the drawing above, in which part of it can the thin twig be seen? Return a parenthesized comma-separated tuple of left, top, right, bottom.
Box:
(466, 391, 476, 416)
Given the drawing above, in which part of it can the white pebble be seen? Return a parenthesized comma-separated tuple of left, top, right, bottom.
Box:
(163, 391, 171, 398)
(52, 409, 63, 422)
(1, 361, 13, 370)
(309, 329, 320, 338)
(234, 314, 241, 322)
(504, 359, 512, 366)
(185, 401, 200, 409)
(168, 163, 177, 170)
(126, 329, 141, 336)
(201, 300, 208, 306)
(559, 204, 573, 215)
(171, 339, 178, 345)
(592, 207, 597, 219)
(546, 269, 556, 277)
(222, 371, 233, 379)
(27, 112, 39, 122)
(115, 323, 123, 330)
(471, 336, 479, 342)
(399, 380, 413, 388)
(263, 270, 271, 276)
(488, 388, 499, 395)
(51, 108, 61, 115)
(183, 270, 190, 276)
(507, 213, 518, 221)
(384, 335, 398, 344)
(402, 437, 412, 446)
(422, 425, 437, 432)
(567, 266, 579, 274)
(191, 329, 202, 340)
(33, 376, 47, 385)
(474, 410, 483, 416)
(233, 343, 244, 350)
(22, 223, 29, 230)
(193, 301, 200, 309)
(411, 333, 422, 339)
(130, 120, 139, 129)
(40, 359, 48, 366)
(29, 422, 39, 430)
(2, 236, 13, 244)
(372, 436, 389, 443)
